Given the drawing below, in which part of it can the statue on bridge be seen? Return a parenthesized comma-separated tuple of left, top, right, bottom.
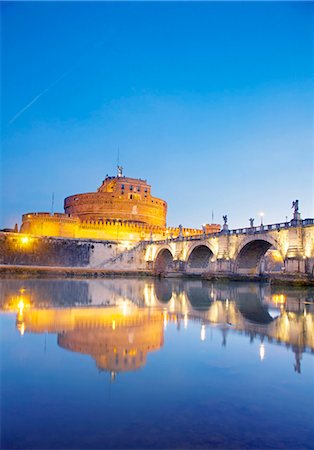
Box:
(222, 215, 228, 232)
(178, 224, 183, 239)
(291, 200, 301, 223)
(249, 218, 254, 228)
(292, 200, 299, 214)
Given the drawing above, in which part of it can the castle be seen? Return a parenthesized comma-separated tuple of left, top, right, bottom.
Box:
(20, 167, 220, 243)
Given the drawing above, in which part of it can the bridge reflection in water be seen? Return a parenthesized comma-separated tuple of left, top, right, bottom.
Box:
(1, 279, 313, 376)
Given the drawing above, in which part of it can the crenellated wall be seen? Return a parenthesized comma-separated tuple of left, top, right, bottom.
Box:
(20, 212, 214, 242)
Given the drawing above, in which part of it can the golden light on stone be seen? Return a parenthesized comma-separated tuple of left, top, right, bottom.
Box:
(20, 236, 31, 245)
(270, 250, 284, 262)
(20, 173, 221, 242)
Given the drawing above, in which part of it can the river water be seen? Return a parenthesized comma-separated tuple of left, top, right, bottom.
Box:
(1, 278, 314, 449)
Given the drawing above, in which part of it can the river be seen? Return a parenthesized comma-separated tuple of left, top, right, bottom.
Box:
(1, 278, 313, 449)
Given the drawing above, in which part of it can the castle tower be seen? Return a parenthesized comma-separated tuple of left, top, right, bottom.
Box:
(64, 173, 167, 227)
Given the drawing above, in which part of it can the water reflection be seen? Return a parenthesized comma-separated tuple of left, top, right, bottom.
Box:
(1, 278, 313, 375)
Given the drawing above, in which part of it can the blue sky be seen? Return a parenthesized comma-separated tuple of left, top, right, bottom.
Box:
(1, 1, 313, 229)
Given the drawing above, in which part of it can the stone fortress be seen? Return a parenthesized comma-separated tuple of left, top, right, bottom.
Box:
(1, 167, 313, 281)
(20, 166, 220, 243)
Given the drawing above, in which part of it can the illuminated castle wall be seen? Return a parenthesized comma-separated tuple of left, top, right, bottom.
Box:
(64, 175, 167, 227)
(17, 306, 164, 372)
(20, 170, 220, 242)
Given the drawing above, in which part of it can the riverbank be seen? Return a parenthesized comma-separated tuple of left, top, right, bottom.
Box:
(202, 272, 314, 286)
(0, 265, 153, 279)
(1, 264, 313, 286)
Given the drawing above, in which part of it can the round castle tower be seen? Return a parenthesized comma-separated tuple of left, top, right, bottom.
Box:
(64, 168, 167, 228)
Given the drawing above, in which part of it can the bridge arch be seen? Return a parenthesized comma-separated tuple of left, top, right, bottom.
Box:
(234, 235, 283, 275)
(154, 279, 173, 303)
(186, 284, 213, 311)
(186, 243, 214, 270)
(154, 247, 175, 273)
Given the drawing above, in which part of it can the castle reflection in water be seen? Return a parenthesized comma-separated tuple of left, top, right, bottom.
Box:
(1, 278, 313, 376)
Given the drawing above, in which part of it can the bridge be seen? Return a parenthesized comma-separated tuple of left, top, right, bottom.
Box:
(145, 219, 314, 277)
(108, 218, 314, 278)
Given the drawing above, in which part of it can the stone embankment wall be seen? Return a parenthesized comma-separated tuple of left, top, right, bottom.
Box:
(0, 232, 120, 268)
(0, 278, 90, 309)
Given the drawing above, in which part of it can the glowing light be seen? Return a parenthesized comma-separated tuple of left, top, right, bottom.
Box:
(122, 302, 128, 316)
(112, 320, 116, 330)
(163, 311, 168, 329)
(169, 297, 175, 313)
(200, 324, 206, 341)
(17, 299, 25, 315)
(259, 343, 265, 361)
(259, 212, 264, 226)
(184, 312, 188, 329)
(17, 322, 25, 336)
(20, 236, 30, 245)
(272, 294, 286, 305)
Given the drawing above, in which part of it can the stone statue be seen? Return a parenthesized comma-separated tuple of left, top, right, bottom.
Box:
(223, 215, 228, 225)
(249, 218, 254, 228)
(292, 200, 299, 214)
(117, 165, 123, 177)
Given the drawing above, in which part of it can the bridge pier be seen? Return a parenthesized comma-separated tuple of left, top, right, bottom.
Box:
(173, 259, 186, 272)
(284, 257, 306, 274)
(215, 258, 233, 273)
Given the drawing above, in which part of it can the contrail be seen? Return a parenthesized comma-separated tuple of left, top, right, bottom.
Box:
(8, 70, 70, 125)
(7, 30, 115, 126)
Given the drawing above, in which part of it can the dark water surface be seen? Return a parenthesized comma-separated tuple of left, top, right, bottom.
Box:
(1, 278, 314, 449)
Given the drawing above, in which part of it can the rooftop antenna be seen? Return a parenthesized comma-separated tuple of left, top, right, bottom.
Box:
(212, 210, 214, 224)
(51, 192, 54, 215)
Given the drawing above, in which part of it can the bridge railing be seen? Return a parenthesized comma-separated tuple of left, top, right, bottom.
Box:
(147, 218, 314, 245)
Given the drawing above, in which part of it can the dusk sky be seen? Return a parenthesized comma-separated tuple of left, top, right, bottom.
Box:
(1, 1, 313, 229)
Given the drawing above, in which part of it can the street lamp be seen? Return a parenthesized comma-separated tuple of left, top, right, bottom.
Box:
(260, 212, 264, 226)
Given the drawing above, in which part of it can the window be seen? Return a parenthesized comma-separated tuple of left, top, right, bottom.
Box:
(137, 186, 141, 192)
(121, 184, 124, 189)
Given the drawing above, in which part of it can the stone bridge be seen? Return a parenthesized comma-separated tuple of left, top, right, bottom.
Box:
(143, 219, 314, 277)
